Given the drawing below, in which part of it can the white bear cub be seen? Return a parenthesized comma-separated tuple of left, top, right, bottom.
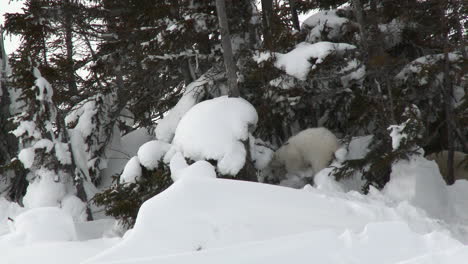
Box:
(269, 127, 340, 185)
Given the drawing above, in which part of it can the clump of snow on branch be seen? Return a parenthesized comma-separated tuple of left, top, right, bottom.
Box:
(254, 42, 355, 80)
(32, 67, 53, 101)
(389, 123, 408, 151)
(395, 52, 464, 85)
(171, 96, 258, 175)
(66, 99, 98, 138)
(302, 10, 355, 43)
(340, 59, 366, 87)
(137, 140, 171, 170)
(120, 156, 142, 184)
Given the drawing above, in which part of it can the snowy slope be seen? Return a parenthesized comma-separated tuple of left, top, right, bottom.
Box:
(83, 225, 468, 264)
(83, 171, 468, 264)
(2, 154, 468, 264)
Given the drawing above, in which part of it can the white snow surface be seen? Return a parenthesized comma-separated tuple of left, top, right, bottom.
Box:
(383, 155, 451, 221)
(172, 96, 258, 175)
(0, 238, 119, 264)
(62, 195, 88, 222)
(0, 197, 24, 236)
(85, 164, 468, 264)
(4, 139, 468, 263)
(0, 207, 76, 246)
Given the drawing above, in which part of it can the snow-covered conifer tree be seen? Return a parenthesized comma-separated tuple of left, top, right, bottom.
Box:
(11, 66, 90, 219)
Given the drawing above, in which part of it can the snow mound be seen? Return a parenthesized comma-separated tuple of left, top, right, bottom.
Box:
(172, 96, 258, 175)
(84, 174, 458, 263)
(383, 155, 450, 220)
(0, 198, 24, 236)
(137, 140, 171, 170)
(0, 207, 76, 246)
(94, 222, 466, 264)
(0, 237, 119, 264)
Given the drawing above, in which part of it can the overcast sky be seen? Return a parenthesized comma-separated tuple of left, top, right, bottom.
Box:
(1, 0, 25, 55)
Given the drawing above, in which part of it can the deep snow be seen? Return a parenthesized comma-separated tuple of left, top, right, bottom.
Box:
(2, 156, 468, 263)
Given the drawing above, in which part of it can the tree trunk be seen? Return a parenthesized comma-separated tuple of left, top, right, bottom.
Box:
(215, 0, 240, 97)
(216, 0, 257, 182)
(261, 0, 274, 49)
(351, 0, 368, 52)
(0, 27, 12, 164)
(63, 0, 77, 95)
(289, 0, 300, 31)
(441, 7, 455, 185)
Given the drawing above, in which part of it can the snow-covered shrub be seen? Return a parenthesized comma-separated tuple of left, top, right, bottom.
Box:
(266, 127, 340, 188)
(171, 96, 258, 176)
(395, 52, 466, 153)
(332, 106, 426, 192)
(10, 68, 86, 210)
(93, 160, 172, 229)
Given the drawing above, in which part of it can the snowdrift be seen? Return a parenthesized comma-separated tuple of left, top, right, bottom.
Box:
(84, 173, 468, 264)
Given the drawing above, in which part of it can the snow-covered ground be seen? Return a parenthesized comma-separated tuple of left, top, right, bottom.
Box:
(2, 159, 468, 264)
